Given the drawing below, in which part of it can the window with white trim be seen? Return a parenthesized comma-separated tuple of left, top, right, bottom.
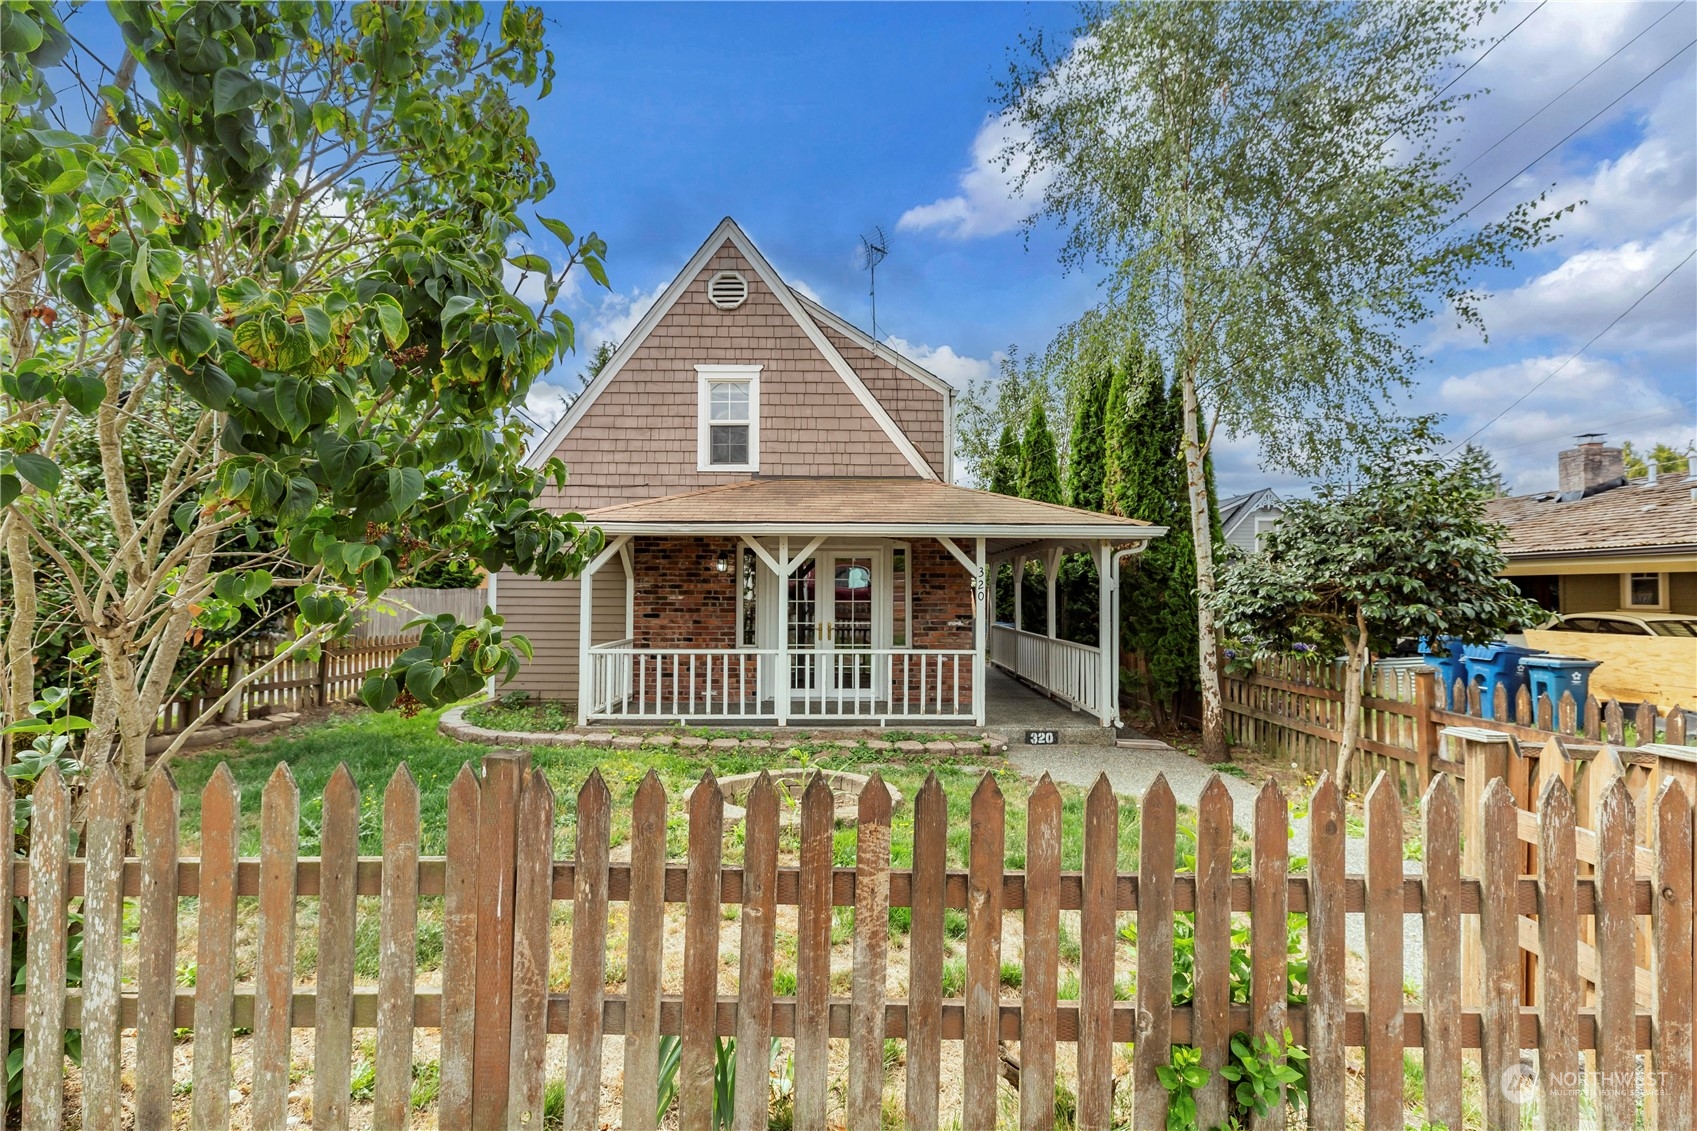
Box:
(1622, 571, 1668, 610)
(696, 364, 760, 471)
(1253, 514, 1279, 552)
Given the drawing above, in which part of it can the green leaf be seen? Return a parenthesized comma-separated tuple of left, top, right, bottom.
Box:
(176, 311, 219, 360)
(581, 254, 608, 289)
(537, 216, 574, 247)
(506, 253, 550, 275)
(373, 293, 407, 348)
(212, 67, 264, 114)
(405, 660, 443, 702)
(299, 304, 332, 350)
(360, 673, 398, 713)
(58, 369, 105, 414)
(0, 474, 19, 508)
(439, 294, 478, 328)
(274, 376, 312, 438)
(174, 364, 236, 411)
(0, 8, 44, 54)
(10, 453, 60, 494)
(386, 466, 426, 513)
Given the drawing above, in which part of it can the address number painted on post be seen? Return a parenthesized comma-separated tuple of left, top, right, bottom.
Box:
(1026, 730, 1059, 745)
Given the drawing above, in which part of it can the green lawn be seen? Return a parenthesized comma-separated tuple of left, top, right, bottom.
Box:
(167, 706, 1246, 873)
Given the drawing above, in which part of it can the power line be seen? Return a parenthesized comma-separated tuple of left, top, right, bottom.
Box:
(1452, 3, 1687, 179)
(1433, 37, 1696, 243)
(1428, 2, 1547, 107)
(1444, 247, 1696, 454)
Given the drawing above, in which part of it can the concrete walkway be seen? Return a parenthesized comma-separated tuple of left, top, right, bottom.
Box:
(1009, 737, 1427, 987)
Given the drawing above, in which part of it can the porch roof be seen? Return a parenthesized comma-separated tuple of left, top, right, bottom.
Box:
(583, 477, 1166, 550)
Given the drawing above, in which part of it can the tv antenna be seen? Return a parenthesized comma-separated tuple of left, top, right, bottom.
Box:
(859, 226, 889, 340)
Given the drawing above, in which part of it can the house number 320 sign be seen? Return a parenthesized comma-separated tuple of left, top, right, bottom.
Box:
(1026, 730, 1059, 745)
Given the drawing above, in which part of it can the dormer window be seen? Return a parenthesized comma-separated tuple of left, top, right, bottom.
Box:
(696, 364, 761, 471)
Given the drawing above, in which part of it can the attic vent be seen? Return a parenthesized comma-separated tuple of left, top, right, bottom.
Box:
(706, 270, 748, 310)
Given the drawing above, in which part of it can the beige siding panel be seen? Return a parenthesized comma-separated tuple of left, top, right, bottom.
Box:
(540, 242, 920, 513)
(495, 556, 627, 702)
(1669, 570, 1697, 614)
(1560, 573, 1621, 613)
(816, 325, 946, 476)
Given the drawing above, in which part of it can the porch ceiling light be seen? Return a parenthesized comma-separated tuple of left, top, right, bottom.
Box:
(714, 550, 730, 573)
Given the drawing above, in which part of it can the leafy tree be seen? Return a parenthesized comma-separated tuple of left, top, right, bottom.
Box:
(1104, 350, 1204, 723)
(1001, 2, 1565, 757)
(954, 346, 1059, 487)
(1065, 361, 1109, 511)
(1456, 443, 1508, 498)
(1210, 426, 1542, 781)
(1, 3, 610, 789)
(987, 422, 1021, 496)
(1623, 439, 1694, 479)
(1017, 397, 1064, 506)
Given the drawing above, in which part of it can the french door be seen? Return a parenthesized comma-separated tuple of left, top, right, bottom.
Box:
(787, 551, 882, 700)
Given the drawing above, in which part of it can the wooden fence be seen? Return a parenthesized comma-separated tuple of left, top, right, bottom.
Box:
(351, 586, 489, 638)
(12, 751, 1696, 1129)
(153, 635, 415, 734)
(1223, 657, 1695, 797)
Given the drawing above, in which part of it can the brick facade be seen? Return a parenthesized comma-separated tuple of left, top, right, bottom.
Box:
(631, 536, 741, 650)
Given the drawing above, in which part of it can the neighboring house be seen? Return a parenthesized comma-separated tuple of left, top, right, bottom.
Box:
(1486, 437, 1697, 615)
(1218, 489, 1285, 553)
(496, 218, 1165, 727)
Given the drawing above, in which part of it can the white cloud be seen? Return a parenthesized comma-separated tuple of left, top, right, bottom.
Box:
(786, 277, 823, 304)
(582, 281, 666, 350)
(897, 113, 1051, 240)
(1434, 223, 1696, 353)
(881, 336, 999, 388)
(523, 379, 576, 431)
(1436, 354, 1694, 490)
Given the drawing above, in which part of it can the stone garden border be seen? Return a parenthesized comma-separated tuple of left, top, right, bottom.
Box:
(437, 704, 1009, 756)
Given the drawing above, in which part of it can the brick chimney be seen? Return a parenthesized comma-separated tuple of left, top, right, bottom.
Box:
(1557, 434, 1626, 496)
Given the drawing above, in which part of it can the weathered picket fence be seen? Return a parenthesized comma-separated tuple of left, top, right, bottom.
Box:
(1224, 657, 1695, 796)
(11, 752, 1696, 1129)
(153, 634, 415, 734)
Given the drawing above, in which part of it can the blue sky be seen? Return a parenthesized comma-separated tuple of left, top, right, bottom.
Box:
(517, 1, 1697, 496)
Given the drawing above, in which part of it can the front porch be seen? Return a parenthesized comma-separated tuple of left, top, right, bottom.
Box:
(568, 478, 1165, 729)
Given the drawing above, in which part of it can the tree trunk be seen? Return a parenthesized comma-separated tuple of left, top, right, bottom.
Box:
(1335, 610, 1371, 785)
(2, 519, 37, 755)
(1178, 363, 1227, 759)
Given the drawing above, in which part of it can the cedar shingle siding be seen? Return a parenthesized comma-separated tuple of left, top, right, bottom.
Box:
(496, 235, 954, 703)
(542, 242, 919, 511)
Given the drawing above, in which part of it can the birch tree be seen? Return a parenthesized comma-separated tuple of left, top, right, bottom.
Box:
(1001, 1, 1566, 756)
(1, 2, 607, 791)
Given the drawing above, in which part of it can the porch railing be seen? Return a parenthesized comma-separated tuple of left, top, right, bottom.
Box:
(585, 643, 976, 723)
(989, 623, 1101, 716)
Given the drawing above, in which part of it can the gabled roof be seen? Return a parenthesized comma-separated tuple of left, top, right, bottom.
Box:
(585, 477, 1165, 546)
(522, 217, 937, 479)
(1217, 488, 1283, 535)
(1484, 476, 1697, 558)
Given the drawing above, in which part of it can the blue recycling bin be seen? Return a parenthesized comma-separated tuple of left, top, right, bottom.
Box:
(1460, 642, 1545, 717)
(1520, 655, 1603, 716)
(1419, 637, 1467, 708)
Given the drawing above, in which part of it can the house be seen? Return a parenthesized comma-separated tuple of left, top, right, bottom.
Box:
(495, 218, 1165, 728)
(1486, 436, 1697, 615)
(1217, 489, 1285, 553)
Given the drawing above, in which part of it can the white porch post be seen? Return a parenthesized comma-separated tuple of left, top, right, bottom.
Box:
(1044, 546, 1062, 641)
(1013, 554, 1025, 631)
(578, 567, 594, 718)
(776, 535, 790, 727)
(1096, 540, 1115, 728)
(974, 537, 987, 726)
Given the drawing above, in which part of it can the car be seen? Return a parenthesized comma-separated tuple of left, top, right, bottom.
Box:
(1539, 611, 1697, 638)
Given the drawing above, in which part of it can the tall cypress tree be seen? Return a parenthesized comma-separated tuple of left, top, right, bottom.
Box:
(1066, 362, 1109, 512)
(1018, 398, 1064, 505)
(987, 422, 1021, 496)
